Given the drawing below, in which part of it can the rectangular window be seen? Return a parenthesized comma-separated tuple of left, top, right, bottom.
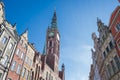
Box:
(114, 56, 120, 70)
(52, 41, 54, 47)
(29, 59, 32, 66)
(23, 44, 27, 49)
(25, 70, 28, 80)
(49, 41, 52, 47)
(103, 51, 107, 58)
(9, 43, 13, 50)
(21, 67, 26, 77)
(1, 36, 7, 44)
(1, 55, 9, 67)
(16, 64, 21, 74)
(107, 64, 112, 77)
(21, 52, 24, 60)
(25, 56, 28, 63)
(11, 61, 16, 71)
(106, 47, 109, 53)
(16, 49, 20, 56)
(116, 23, 120, 31)
(0, 73, 2, 79)
(111, 60, 117, 73)
(109, 41, 113, 49)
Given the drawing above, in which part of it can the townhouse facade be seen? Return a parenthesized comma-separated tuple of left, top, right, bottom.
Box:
(89, 4, 120, 80)
(0, 2, 19, 80)
(6, 30, 28, 80)
(0, 1, 65, 80)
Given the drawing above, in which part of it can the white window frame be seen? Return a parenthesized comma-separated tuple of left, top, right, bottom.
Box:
(21, 67, 26, 77)
(9, 43, 13, 50)
(1, 55, 9, 67)
(11, 61, 16, 71)
(21, 52, 24, 60)
(116, 23, 120, 31)
(16, 49, 20, 56)
(1, 36, 7, 44)
(16, 64, 21, 74)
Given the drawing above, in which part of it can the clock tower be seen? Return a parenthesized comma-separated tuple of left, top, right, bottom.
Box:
(46, 10, 60, 74)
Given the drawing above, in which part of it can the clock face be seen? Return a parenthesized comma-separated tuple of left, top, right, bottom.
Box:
(49, 32, 54, 37)
(57, 33, 60, 40)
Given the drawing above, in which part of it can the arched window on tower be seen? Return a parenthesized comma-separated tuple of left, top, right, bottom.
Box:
(49, 41, 52, 47)
(52, 41, 54, 47)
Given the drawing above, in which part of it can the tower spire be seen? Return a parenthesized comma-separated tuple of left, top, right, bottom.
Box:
(51, 9, 57, 28)
(43, 43, 46, 55)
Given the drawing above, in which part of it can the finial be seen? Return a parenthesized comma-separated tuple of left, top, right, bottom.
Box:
(51, 8, 57, 28)
(62, 63, 65, 69)
(54, 7, 56, 13)
(24, 27, 28, 34)
(13, 23, 16, 30)
(97, 17, 101, 23)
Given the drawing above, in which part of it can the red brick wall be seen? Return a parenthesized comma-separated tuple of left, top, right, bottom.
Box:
(6, 42, 27, 80)
(110, 7, 120, 56)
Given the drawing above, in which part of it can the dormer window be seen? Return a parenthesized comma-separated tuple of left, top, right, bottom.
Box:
(116, 23, 120, 31)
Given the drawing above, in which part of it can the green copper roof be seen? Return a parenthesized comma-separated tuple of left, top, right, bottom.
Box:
(42, 43, 46, 55)
(51, 10, 57, 28)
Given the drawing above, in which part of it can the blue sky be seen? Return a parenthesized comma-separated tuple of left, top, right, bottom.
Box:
(3, 0, 119, 80)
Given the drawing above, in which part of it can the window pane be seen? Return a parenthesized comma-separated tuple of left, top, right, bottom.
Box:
(25, 70, 28, 80)
(21, 68, 26, 77)
(16, 64, 21, 74)
(114, 56, 120, 70)
(1, 55, 9, 67)
(116, 23, 120, 31)
(25, 56, 28, 63)
(16, 49, 20, 55)
(1, 36, 7, 44)
(103, 51, 106, 58)
(11, 61, 16, 71)
(107, 64, 112, 77)
(9, 43, 13, 50)
(106, 47, 109, 53)
(0, 73, 2, 79)
(109, 41, 113, 49)
(21, 52, 24, 60)
(111, 60, 117, 73)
